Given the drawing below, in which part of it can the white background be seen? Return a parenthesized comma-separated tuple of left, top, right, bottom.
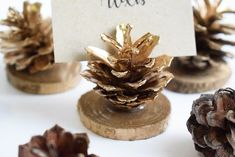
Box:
(0, 1, 235, 157)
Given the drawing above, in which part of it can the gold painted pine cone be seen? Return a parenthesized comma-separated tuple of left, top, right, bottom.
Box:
(187, 88, 235, 157)
(0, 1, 54, 74)
(19, 125, 98, 157)
(177, 0, 235, 70)
(82, 24, 173, 110)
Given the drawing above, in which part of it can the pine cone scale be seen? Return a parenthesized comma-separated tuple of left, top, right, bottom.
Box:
(227, 126, 235, 151)
(111, 70, 129, 78)
(192, 126, 209, 147)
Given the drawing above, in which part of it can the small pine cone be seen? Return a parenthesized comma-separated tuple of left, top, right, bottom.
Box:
(187, 88, 235, 157)
(82, 24, 173, 110)
(177, 0, 235, 70)
(19, 125, 98, 157)
(0, 1, 54, 74)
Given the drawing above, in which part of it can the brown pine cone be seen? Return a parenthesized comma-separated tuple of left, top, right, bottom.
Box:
(82, 24, 173, 110)
(19, 125, 98, 157)
(187, 88, 235, 157)
(176, 0, 235, 70)
(0, 1, 54, 74)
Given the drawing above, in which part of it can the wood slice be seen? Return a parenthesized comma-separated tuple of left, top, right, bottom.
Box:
(77, 90, 171, 141)
(167, 62, 231, 93)
(6, 63, 81, 94)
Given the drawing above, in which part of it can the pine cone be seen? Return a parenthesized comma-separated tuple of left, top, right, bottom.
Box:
(177, 0, 235, 70)
(187, 88, 235, 157)
(0, 1, 54, 74)
(82, 24, 173, 110)
(19, 125, 98, 157)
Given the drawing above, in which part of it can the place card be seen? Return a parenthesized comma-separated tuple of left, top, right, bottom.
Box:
(51, 0, 196, 62)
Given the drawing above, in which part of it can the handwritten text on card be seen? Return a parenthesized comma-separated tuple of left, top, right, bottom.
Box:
(101, 0, 146, 8)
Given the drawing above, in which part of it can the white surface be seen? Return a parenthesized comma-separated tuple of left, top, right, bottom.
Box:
(0, 1, 235, 157)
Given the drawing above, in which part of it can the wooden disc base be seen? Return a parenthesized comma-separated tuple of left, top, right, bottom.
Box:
(167, 62, 231, 93)
(6, 63, 81, 94)
(77, 90, 171, 141)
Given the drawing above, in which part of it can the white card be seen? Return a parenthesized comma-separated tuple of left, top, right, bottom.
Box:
(51, 0, 196, 62)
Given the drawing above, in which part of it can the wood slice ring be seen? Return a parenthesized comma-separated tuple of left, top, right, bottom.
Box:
(6, 63, 81, 94)
(77, 90, 171, 141)
(167, 62, 231, 93)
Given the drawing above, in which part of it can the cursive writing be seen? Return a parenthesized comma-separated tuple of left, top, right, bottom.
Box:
(101, 0, 146, 8)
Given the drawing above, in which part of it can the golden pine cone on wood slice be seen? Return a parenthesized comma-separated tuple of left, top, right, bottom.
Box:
(19, 125, 98, 157)
(0, 1, 54, 74)
(187, 88, 235, 157)
(82, 24, 174, 110)
(176, 0, 235, 70)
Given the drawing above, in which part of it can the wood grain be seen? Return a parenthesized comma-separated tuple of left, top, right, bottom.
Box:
(78, 90, 171, 141)
(167, 62, 231, 93)
(6, 63, 81, 94)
